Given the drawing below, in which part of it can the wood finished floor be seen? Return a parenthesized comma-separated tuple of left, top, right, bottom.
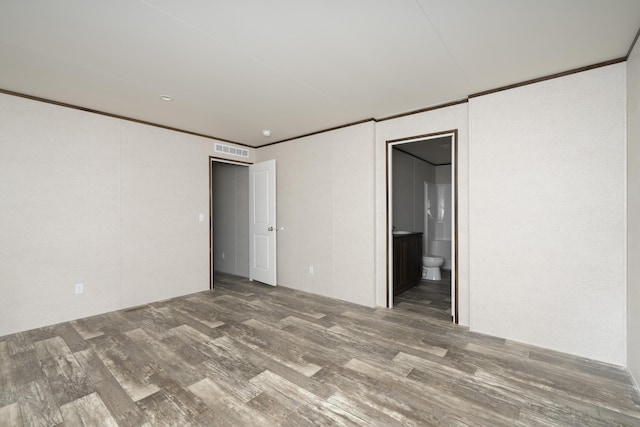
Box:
(1, 273, 639, 426)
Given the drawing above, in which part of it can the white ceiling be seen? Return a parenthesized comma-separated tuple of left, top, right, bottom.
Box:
(1, 1, 639, 147)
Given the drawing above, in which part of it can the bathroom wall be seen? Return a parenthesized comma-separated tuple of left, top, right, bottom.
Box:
(391, 149, 415, 231)
(627, 38, 640, 388)
(255, 122, 376, 307)
(436, 164, 451, 185)
(433, 165, 452, 243)
(212, 162, 249, 278)
(415, 158, 435, 250)
(391, 148, 435, 245)
(0, 92, 254, 336)
(469, 63, 627, 365)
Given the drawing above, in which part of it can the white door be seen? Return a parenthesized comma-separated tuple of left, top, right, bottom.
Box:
(249, 160, 277, 286)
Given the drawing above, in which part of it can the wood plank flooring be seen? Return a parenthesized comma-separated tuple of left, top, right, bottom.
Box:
(1, 273, 639, 426)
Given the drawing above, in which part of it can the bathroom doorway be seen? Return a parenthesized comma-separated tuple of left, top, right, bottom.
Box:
(386, 131, 458, 323)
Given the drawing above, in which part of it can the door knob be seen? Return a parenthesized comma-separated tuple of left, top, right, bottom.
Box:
(268, 226, 274, 231)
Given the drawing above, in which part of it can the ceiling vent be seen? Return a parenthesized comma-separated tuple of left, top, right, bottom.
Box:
(215, 143, 249, 158)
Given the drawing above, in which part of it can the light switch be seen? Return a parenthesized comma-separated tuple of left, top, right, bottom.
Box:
(199, 213, 205, 222)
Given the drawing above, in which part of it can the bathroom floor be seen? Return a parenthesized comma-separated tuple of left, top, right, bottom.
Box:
(394, 270, 452, 322)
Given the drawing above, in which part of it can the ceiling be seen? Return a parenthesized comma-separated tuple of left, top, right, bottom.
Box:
(1, 1, 639, 147)
(394, 136, 452, 165)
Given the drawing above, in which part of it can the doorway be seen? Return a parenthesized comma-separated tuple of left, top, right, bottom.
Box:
(209, 157, 251, 289)
(386, 130, 458, 323)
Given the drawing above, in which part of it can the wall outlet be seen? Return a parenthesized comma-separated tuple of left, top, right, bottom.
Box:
(199, 213, 205, 222)
(222, 253, 225, 260)
(309, 265, 314, 274)
(75, 283, 84, 294)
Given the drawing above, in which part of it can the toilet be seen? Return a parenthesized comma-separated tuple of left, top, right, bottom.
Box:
(422, 239, 450, 280)
(422, 255, 444, 280)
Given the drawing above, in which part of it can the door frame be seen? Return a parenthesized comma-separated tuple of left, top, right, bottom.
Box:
(386, 130, 459, 323)
(209, 156, 252, 290)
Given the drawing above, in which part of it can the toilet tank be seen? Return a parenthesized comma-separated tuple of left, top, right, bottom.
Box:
(429, 239, 452, 269)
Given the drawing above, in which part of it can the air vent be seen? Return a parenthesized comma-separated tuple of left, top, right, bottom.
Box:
(215, 143, 249, 158)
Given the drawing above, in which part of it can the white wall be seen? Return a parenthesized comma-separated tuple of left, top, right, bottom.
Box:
(375, 103, 470, 324)
(628, 39, 640, 387)
(212, 162, 249, 277)
(469, 63, 627, 365)
(256, 122, 376, 307)
(0, 93, 254, 336)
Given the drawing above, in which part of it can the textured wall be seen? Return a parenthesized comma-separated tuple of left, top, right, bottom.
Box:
(256, 122, 376, 307)
(0, 93, 253, 335)
(469, 63, 627, 365)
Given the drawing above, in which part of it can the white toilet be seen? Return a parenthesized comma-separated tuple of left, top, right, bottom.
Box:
(422, 255, 444, 280)
(422, 239, 450, 280)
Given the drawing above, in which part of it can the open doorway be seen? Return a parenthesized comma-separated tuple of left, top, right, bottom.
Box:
(386, 131, 458, 323)
(209, 157, 251, 289)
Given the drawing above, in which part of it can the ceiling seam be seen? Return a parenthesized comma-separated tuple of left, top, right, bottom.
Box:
(412, 0, 473, 94)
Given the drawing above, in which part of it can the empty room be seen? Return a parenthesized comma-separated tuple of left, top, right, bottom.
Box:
(1, 1, 640, 425)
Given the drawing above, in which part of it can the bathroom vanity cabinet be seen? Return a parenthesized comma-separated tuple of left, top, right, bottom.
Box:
(393, 232, 423, 296)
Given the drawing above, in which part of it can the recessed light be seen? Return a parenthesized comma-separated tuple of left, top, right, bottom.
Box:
(160, 95, 172, 101)
(262, 129, 272, 137)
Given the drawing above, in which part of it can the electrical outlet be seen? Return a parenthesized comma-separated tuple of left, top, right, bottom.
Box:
(309, 265, 314, 274)
(222, 253, 225, 260)
(75, 283, 84, 294)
